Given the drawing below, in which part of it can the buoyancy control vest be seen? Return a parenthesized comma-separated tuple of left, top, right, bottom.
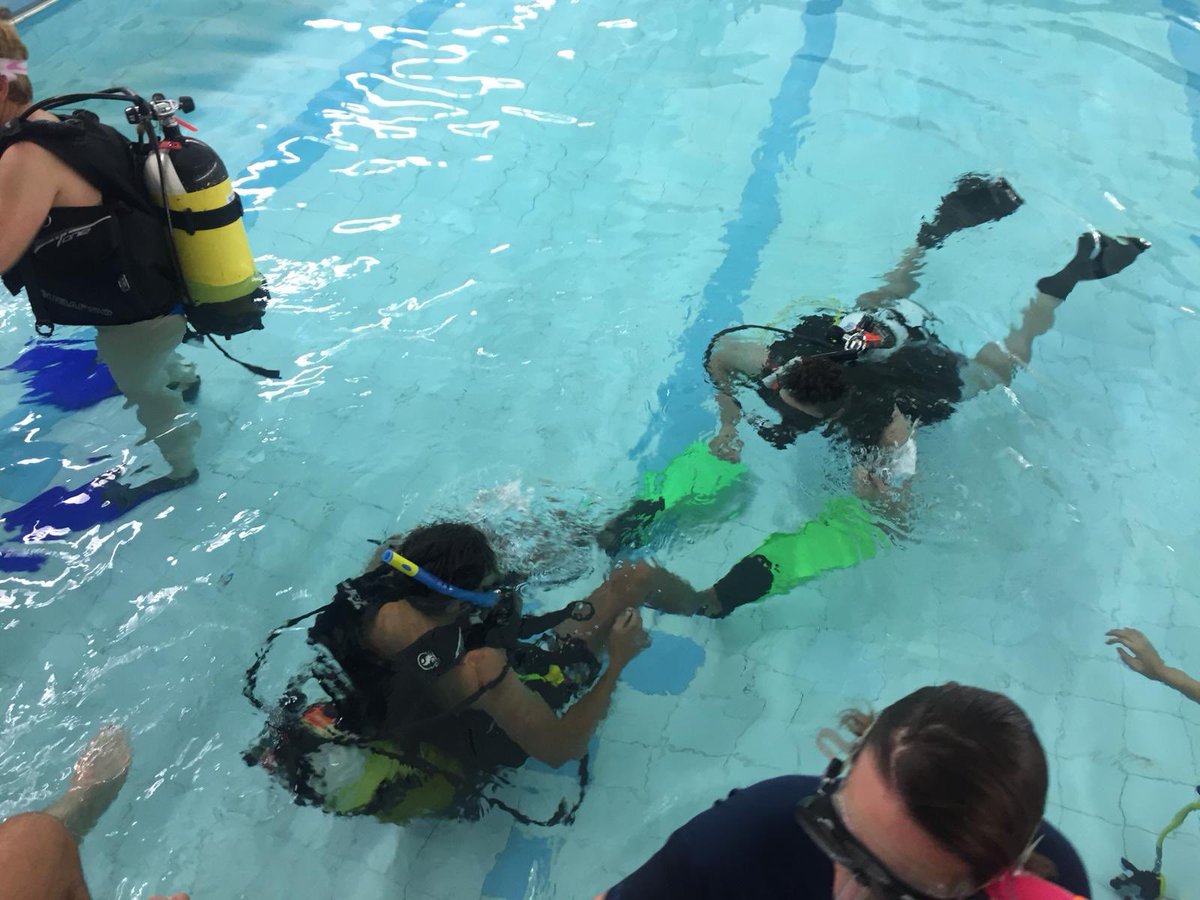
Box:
(0, 109, 181, 333)
(0, 88, 272, 354)
(243, 564, 596, 826)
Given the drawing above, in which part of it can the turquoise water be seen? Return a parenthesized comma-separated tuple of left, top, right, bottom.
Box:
(1, 0, 1199, 897)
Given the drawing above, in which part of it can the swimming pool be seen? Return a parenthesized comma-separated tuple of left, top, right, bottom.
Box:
(2, 0, 1199, 896)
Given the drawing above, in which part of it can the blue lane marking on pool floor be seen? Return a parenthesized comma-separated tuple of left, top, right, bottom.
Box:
(482, 830, 553, 899)
(1160, 0, 1200, 247)
(630, 0, 843, 472)
(236, 0, 459, 211)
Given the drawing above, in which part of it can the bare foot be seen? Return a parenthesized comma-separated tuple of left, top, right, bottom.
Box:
(43, 725, 132, 840)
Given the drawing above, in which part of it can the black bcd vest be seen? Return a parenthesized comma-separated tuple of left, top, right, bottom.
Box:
(0, 110, 181, 334)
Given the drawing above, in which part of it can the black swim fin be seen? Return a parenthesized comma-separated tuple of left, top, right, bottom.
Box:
(100, 470, 199, 513)
(917, 173, 1024, 248)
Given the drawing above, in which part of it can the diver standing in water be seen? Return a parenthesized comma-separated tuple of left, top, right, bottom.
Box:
(0, 10, 270, 506)
(604, 174, 1150, 617)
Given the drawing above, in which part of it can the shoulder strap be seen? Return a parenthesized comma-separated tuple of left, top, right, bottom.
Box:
(8, 111, 153, 213)
(54, 115, 154, 213)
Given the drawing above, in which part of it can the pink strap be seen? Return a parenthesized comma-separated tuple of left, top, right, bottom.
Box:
(985, 872, 1084, 900)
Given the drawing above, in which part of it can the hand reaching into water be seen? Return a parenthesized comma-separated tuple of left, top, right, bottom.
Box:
(1106, 628, 1168, 681)
(1106, 628, 1200, 704)
(709, 428, 742, 463)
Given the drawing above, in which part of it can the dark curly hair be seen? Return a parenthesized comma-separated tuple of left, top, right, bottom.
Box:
(366, 522, 497, 615)
(778, 357, 848, 404)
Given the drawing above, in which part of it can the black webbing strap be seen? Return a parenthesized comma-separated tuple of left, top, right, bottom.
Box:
(170, 193, 244, 235)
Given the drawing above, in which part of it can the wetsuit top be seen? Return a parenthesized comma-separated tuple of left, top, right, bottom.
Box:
(0, 109, 180, 330)
(753, 313, 967, 451)
(606, 776, 1091, 900)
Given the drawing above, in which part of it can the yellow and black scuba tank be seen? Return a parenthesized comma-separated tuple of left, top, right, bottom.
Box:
(137, 93, 269, 339)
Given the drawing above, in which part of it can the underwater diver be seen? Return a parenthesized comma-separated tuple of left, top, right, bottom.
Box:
(0, 11, 270, 508)
(600, 683, 1091, 900)
(603, 174, 1150, 617)
(244, 522, 694, 825)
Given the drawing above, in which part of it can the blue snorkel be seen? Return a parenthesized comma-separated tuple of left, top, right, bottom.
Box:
(380, 549, 501, 608)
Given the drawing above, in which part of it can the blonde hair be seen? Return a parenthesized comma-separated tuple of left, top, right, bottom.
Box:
(0, 8, 32, 106)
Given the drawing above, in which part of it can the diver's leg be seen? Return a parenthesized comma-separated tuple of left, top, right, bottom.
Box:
(40, 725, 131, 841)
(554, 562, 709, 651)
(165, 351, 200, 403)
(0, 813, 90, 900)
(853, 246, 927, 312)
(0, 726, 132, 900)
(856, 174, 1025, 311)
(699, 497, 888, 618)
(95, 315, 200, 488)
(965, 232, 1150, 392)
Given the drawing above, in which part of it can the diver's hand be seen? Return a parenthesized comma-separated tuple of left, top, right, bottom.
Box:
(607, 608, 649, 669)
(149, 894, 189, 900)
(1106, 628, 1168, 682)
(709, 428, 742, 463)
(852, 464, 888, 501)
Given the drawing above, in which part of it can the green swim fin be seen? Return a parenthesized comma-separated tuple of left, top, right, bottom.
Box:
(753, 496, 887, 597)
(638, 440, 747, 510)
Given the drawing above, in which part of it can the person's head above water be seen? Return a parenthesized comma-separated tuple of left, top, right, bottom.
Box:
(0, 8, 32, 118)
(778, 356, 850, 409)
(805, 682, 1050, 899)
(367, 522, 498, 614)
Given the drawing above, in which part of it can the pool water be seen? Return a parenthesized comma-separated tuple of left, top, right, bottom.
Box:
(2, 0, 1199, 897)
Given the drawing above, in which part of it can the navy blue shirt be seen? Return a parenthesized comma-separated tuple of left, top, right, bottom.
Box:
(607, 776, 1091, 899)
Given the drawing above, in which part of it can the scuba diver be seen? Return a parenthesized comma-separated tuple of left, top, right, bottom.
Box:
(0, 11, 271, 507)
(603, 173, 1150, 618)
(244, 522, 695, 825)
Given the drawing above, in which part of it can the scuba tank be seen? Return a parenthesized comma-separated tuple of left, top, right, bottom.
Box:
(138, 93, 269, 339)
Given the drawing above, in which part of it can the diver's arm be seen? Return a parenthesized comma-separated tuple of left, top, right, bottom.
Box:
(1160, 667, 1200, 704)
(0, 142, 61, 274)
(1106, 628, 1200, 704)
(706, 341, 769, 457)
(852, 407, 916, 503)
(469, 649, 626, 769)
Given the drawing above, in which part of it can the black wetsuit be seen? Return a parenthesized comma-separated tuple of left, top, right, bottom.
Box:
(752, 312, 966, 450)
(607, 776, 1091, 899)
